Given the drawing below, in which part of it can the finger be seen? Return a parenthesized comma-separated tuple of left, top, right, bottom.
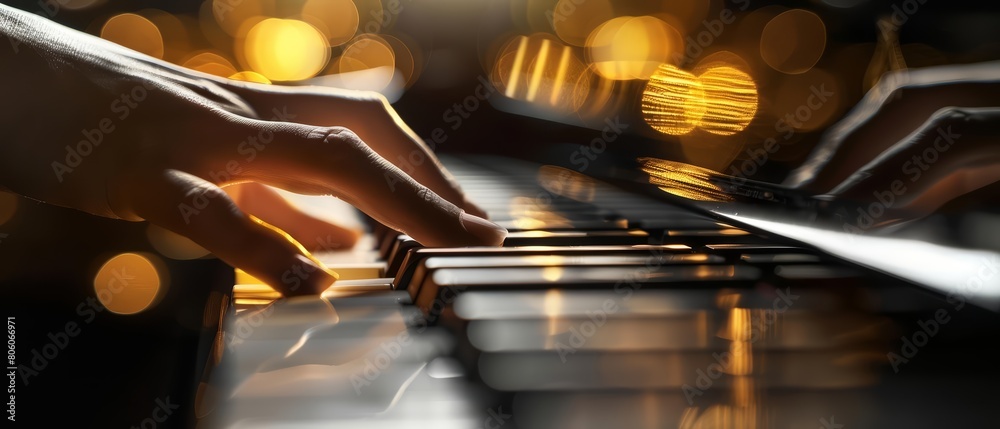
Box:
(785, 64, 1000, 192)
(826, 107, 1000, 216)
(212, 121, 506, 247)
(224, 182, 361, 252)
(216, 84, 490, 218)
(112, 169, 338, 296)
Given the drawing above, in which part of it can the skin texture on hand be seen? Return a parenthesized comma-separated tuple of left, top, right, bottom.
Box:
(0, 4, 506, 296)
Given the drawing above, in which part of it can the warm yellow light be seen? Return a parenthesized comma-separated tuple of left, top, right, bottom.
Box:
(638, 157, 733, 202)
(229, 71, 272, 84)
(697, 66, 758, 135)
(183, 52, 238, 77)
(641, 64, 706, 135)
(336, 34, 396, 90)
(101, 13, 164, 59)
(211, 0, 274, 36)
(300, 0, 359, 46)
(552, 0, 614, 46)
(93, 253, 164, 315)
(244, 18, 330, 81)
(493, 34, 588, 111)
(760, 9, 827, 74)
(588, 16, 679, 80)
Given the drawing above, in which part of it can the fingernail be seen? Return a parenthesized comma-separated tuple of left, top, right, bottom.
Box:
(459, 211, 507, 246)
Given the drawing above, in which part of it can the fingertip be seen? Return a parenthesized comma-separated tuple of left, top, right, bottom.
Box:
(459, 211, 507, 247)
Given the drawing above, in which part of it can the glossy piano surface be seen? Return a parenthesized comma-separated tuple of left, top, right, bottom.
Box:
(197, 154, 1000, 429)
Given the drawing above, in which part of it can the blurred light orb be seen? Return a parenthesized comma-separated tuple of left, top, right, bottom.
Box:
(212, 0, 274, 36)
(641, 64, 707, 135)
(552, 0, 615, 47)
(587, 16, 679, 80)
(336, 34, 397, 91)
(229, 71, 272, 84)
(492, 34, 589, 112)
(697, 66, 758, 135)
(300, 0, 359, 46)
(245, 18, 330, 81)
(93, 253, 164, 315)
(182, 52, 238, 77)
(101, 14, 164, 59)
(760, 9, 827, 74)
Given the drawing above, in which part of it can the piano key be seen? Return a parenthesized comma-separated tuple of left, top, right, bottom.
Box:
(412, 265, 762, 316)
(391, 244, 692, 287)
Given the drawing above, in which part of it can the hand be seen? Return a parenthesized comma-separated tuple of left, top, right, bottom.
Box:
(0, 5, 506, 296)
(783, 61, 1000, 216)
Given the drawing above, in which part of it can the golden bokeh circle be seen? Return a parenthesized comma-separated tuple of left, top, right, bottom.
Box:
(244, 18, 330, 81)
(552, 0, 615, 47)
(697, 66, 758, 136)
(300, 0, 359, 46)
(641, 64, 707, 135)
(93, 253, 164, 315)
(587, 16, 679, 80)
(101, 13, 164, 59)
(760, 9, 827, 74)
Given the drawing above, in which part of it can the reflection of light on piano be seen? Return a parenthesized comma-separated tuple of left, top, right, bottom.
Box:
(495, 34, 589, 112)
(526, 38, 552, 102)
(537, 165, 597, 203)
(697, 66, 758, 136)
(504, 36, 529, 98)
(93, 252, 164, 315)
(543, 289, 563, 346)
(101, 13, 164, 59)
(243, 18, 330, 81)
(641, 64, 706, 135)
(639, 157, 734, 202)
(542, 267, 565, 283)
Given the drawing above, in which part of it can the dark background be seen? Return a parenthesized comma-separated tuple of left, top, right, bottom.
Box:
(2, 0, 1000, 427)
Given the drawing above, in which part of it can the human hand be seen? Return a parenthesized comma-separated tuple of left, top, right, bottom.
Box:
(0, 5, 506, 296)
(783, 62, 1000, 217)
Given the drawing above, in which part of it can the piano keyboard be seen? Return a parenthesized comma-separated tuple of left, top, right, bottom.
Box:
(195, 154, 998, 429)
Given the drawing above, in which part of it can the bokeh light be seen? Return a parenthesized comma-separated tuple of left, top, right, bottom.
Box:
(381, 34, 420, 88)
(142, 9, 191, 63)
(697, 66, 758, 135)
(101, 13, 164, 59)
(244, 18, 330, 81)
(211, 0, 275, 36)
(655, 0, 711, 35)
(182, 51, 238, 77)
(493, 34, 590, 112)
(93, 253, 164, 315)
(587, 16, 681, 80)
(552, 0, 615, 47)
(760, 9, 826, 74)
(300, 0, 360, 46)
(229, 71, 272, 84)
(335, 34, 397, 91)
(641, 64, 706, 135)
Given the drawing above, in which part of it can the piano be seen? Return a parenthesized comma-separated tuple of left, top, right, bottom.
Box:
(187, 153, 1000, 429)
